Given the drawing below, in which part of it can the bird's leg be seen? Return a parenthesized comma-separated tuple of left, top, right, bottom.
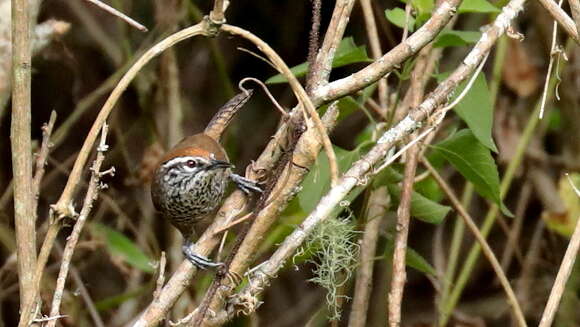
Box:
(182, 240, 223, 269)
(230, 173, 263, 195)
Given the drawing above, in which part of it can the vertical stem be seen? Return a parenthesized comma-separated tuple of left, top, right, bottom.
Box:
(388, 144, 420, 327)
(360, 0, 389, 112)
(348, 186, 390, 327)
(438, 182, 472, 320)
(12, 0, 37, 325)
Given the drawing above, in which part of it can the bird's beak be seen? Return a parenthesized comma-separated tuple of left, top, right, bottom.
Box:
(208, 159, 233, 170)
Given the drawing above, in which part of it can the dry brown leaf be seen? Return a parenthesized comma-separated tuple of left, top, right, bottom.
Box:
(502, 38, 541, 97)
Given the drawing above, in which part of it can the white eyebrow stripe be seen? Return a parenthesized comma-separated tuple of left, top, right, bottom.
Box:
(162, 156, 197, 168)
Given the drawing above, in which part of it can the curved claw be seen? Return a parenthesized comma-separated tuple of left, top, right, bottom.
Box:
(230, 173, 263, 195)
(182, 241, 223, 269)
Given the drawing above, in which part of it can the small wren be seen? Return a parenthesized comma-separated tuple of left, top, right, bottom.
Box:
(151, 90, 261, 269)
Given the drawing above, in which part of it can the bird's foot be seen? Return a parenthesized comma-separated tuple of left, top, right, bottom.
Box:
(182, 241, 223, 269)
(230, 173, 263, 195)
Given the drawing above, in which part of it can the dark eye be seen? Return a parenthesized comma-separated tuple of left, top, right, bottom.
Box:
(186, 160, 197, 168)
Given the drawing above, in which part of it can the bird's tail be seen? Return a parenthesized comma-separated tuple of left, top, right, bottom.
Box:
(204, 90, 254, 141)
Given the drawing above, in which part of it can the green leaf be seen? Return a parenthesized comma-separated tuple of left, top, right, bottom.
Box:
(436, 71, 498, 152)
(414, 176, 445, 202)
(266, 37, 372, 84)
(384, 235, 436, 275)
(387, 184, 450, 224)
(434, 30, 481, 48)
(458, 0, 500, 13)
(336, 96, 363, 121)
(92, 223, 155, 273)
(385, 8, 416, 31)
(412, 0, 434, 16)
(431, 129, 512, 216)
(94, 287, 147, 311)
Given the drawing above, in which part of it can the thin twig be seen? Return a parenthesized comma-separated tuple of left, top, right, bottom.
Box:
(238, 77, 288, 117)
(360, 0, 389, 113)
(32, 111, 57, 219)
(402, 2, 413, 41)
(54, 244, 105, 327)
(538, 176, 580, 326)
(84, 0, 148, 32)
(422, 158, 528, 327)
(47, 124, 111, 327)
(500, 182, 531, 271)
(539, 0, 564, 119)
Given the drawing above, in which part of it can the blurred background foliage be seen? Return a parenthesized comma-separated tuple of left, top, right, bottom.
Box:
(1, 0, 580, 326)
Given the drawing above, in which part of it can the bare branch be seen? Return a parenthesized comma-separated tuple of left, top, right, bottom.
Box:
(313, 0, 461, 103)
(84, 0, 148, 32)
(535, 0, 579, 42)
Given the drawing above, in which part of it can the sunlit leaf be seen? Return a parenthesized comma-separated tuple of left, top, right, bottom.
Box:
(431, 129, 512, 216)
(387, 184, 450, 224)
(436, 71, 498, 152)
(458, 0, 500, 13)
(434, 30, 481, 48)
(385, 8, 416, 31)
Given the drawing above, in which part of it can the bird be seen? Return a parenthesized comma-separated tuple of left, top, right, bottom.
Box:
(151, 90, 261, 269)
